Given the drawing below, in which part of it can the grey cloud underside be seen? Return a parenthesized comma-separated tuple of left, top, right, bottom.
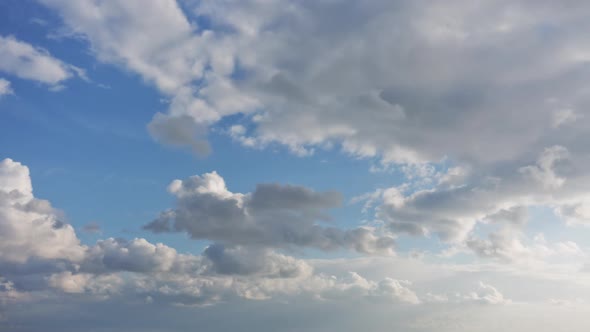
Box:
(144, 172, 395, 254)
(147, 113, 211, 155)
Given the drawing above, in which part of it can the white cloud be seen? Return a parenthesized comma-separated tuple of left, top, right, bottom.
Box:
(48, 271, 123, 295)
(39, 0, 197, 93)
(0, 78, 12, 96)
(464, 282, 510, 305)
(0, 158, 85, 264)
(519, 145, 569, 189)
(424, 282, 511, 305)
(553, 108, 582, 128)
(33, 0, 590, 169)
(0, 35, 83, 86)
(355, 145, 590, 248)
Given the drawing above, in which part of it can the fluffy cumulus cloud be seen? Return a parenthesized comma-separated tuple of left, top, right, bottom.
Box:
(0, 158, 85, 264)
(0, 35, 84, 87)
(144, 171, 395, 254)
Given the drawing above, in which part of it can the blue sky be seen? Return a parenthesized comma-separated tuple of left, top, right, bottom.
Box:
(2, 1, 590, 331)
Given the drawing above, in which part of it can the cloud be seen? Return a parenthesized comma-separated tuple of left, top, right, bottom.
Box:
(37, 0, 590, 270)
(1, 157, 588, 331)
(38, 0, 197, 93)
(144, 171, 395, 254)
(552, 109, 582, 128)
(202, 244, 312, 278)
(463, 282, 511, 305)
(355, 145, 588, 246)
(82, 237, 187, 274)
(0, 35, 83, 86)
(319, 271, 420, 304)
(35, 0, 590, 166)
(519, 146, 569, 189)
(0, 78, 12, 97)
(424, 282, 510, 306)
(5, 0, 590, 329)
(0, 158, 85, 264)
(466, 229, 583, 264)
(48, 271, 123, 295)
(0, 158, 406, 313)
(147, 113, 211, 155)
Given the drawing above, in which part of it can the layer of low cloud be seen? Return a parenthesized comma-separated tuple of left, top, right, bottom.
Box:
(0, 158, 410, 311)
(3, 160, 590, 331)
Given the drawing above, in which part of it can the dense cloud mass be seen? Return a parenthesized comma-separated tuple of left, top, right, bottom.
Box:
(38, 0, 590, 166)
(144, 171, 395, 254)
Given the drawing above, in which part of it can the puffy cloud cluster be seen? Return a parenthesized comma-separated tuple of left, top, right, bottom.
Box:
(319, 272, 420, 304)
(144, 171, 394, 254)
(349, 146, 587, 264)
(202, 244, 312, 278)
(0, 158, 403, 310)
(463, 282, 511, 305)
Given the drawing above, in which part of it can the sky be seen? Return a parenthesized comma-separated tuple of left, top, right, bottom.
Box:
(2, 0, 590, 331)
